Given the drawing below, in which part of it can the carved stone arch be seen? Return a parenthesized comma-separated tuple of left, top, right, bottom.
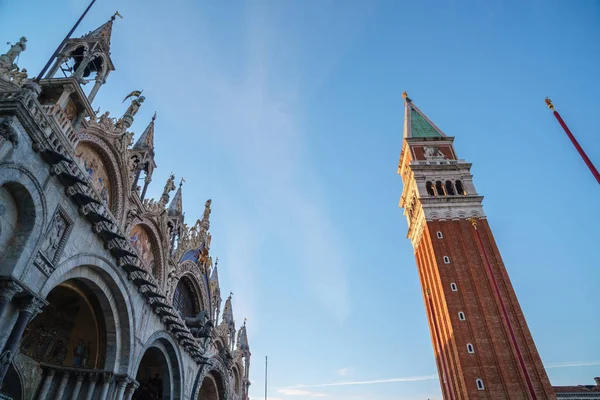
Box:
(176, 260, 209, 311)
(74, 134, 125, 222)
(127, 219, 166, 286)
(457, 211, 467, 219)
(62, 43, 89, 58)
(231, 364, 242, 396)
(0, 163, 47, 277)
(90, 51, 109, 77)
(470, 210, 480, 217)
(191, 357, 231, 400)
(171, 273, 203, 318)
(443, 211, 453, 219)
(39, 253, 135, 373)
(135, 331, 183, 400)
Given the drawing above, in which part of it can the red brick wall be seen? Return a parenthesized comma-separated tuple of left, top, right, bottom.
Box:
(414, 219, 556, 399)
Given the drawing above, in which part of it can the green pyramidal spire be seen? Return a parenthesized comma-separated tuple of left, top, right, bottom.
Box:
(402, 92, 447, 138)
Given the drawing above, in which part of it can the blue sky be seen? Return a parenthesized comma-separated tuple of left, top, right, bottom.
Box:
(2, 0, 599, 399)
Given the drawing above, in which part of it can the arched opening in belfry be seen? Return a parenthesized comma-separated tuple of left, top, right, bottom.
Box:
(426, 181, 436, 196)
(134, 347, 171, 400)
(445, 180, 455, 195)
(435, 181, 445, 196)
(198, 373, 222, 400)
(455, 180, 465, 195)
(20, 281, 107, 369)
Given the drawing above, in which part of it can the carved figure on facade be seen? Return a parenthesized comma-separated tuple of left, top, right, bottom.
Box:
(423, 145, 446, 159)
(40, 211, 69, 263)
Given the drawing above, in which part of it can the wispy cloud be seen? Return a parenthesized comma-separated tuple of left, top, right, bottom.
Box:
(283, 375, 439, 389)
(546, 361, 600, 369)
(278, 389, 327, 397)
(282, 361, 600, 391)
(336, 367, 354, 376)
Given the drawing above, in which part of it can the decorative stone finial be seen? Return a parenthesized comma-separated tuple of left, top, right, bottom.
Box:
(545, 97, 554, 111)
(179, 177, 185, 187)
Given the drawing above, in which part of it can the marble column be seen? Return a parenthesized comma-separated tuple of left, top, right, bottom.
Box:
(99, 372, 114, 400)
(55, 370, 71, 399)
(125, 381, 139, 400)
(114, 376, 130, 400)
(37, 368, 55, 400)
(84, 372, 99, 400)
(87, 75, 105, 104)
(0, 297, 43, 385)
(71, 372, 85, 399)
(0, 281, 22, 319)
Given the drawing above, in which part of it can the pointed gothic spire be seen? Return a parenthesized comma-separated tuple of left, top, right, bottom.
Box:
(168, 178, 184, 217)
(210, 257, 220, 286)
(83, 12, 121, 50)
(199, 199, 211, 235)
(221, 292, 234, 328)
(402, 91, 447, 139)
(133, 112, 156, 151)
(237, 319, 250, 352)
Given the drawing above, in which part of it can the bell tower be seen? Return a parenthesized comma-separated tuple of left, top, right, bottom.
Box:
(397, 93, 555, 399)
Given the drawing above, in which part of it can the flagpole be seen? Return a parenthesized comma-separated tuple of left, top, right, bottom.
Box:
(265, 356, 268, 400)
(545, 97, 600, 185)
(35, 0, 97, 82)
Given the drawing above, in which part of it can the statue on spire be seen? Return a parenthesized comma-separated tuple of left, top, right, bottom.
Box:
(0, 37, 28, 84)
(162, 173, 176, 197)
(124, 94, 145, 117)
(159, 173, 176, 207)
(0, 37, 27, 71)
(202, 199, 212, 221)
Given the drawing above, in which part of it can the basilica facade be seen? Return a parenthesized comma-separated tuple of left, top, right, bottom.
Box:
(0, 14, 250, 400)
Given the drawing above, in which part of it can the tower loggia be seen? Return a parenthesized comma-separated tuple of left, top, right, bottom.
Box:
(397, 93, 555, 399)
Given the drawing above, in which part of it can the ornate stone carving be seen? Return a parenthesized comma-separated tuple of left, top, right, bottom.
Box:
(34, 206, 73, 275)
(0, 37, 27, 77)
(0, 116, 19, 150)
(423, 145, 445, 160)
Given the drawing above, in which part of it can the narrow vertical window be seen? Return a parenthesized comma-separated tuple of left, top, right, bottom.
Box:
(445, 180, 455, 195)
(455, 180, 465, 195)
(476, 379, 485, 390)
(443, 256, 450, 264)
(458, 312, 466, 321)
(467, 343, 474, 353)
(436, 231, 443, 239)
(435, 181, 445, 196)
(426, 181, 436, 196)
(450, 283, 458, 291)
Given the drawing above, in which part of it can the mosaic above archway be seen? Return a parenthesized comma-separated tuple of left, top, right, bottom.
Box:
(129, 224, 156, 274)
(75, 142, 111, 208)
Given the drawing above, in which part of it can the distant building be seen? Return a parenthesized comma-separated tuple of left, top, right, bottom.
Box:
(0, 13, 250, 400)
(396, 92, 556, 398)
(554, 378, 600, 399)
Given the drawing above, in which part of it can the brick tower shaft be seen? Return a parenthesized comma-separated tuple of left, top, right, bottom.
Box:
(397, 93, 555, 399)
